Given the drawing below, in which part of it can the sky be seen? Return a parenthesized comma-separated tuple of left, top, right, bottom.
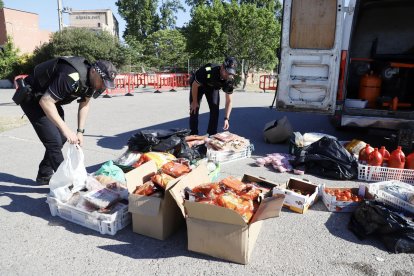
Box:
(3, 0, 191, 36)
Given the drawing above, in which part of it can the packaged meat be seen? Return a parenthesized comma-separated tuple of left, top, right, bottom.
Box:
(151, 173, 175, 189)
(161, 161, 191, 178)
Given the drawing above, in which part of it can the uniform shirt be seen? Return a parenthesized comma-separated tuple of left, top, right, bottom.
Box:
(47, 63, 89, 105)
(194, 63, 234, 94)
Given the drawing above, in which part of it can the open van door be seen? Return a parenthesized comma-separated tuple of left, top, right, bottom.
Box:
(276, 0, 345, 114)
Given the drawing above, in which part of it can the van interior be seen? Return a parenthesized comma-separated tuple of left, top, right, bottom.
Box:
(345, 0, 414, 111)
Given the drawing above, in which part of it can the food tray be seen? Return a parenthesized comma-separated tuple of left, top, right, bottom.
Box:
(368, 181, 414, 214)
(358, 163, 414, 184)
(207, 144, 254, 163)
(46, 195, 131, 235)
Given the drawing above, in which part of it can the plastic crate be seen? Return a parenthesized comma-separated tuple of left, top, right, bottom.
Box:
(207, 144, 254, 163)
(368, 181, 414, 214)
(46, 196, 131, 235)
(358, 163, 414, 184)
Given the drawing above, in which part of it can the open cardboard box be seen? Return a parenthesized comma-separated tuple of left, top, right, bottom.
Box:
(169, 164, 285, 264)
(272, 178, 319, 214)
(125, 160, 184, 240)
(321, 185, 372, 212)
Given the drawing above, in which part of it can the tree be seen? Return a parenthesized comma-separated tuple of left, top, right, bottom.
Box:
(28, 28, 130, 71)
(116, 0, 160, 41)
(159, 0, 186, 30)
(0, 0, 4, 9)
(142, 29, 189, 71)
(186, 0, 281, 88)
(0, 37, 20, 80)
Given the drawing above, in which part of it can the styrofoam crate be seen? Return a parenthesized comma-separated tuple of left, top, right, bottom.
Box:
(46, 196, 131, 235)
(358, 163, 414, 184)
(207, 144, 254, 163)
(368, 181, 414, 214)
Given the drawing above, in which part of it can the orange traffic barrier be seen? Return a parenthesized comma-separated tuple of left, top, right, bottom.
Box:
(259, 75, 277, 92)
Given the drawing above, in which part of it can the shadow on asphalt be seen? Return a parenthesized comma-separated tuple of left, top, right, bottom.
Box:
(324, 212, 386, 251)
(96, 106, 363, 157)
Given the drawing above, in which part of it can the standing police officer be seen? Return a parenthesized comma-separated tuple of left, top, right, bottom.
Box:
(18, 56, 117, 185)
(189, 57, 237, 136)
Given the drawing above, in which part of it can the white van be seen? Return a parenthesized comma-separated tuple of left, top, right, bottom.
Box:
(275, 0, 414, 150)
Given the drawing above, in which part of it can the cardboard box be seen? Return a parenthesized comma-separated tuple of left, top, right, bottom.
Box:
(169, 165, 285, 264)
(125, 160, 184, 240)
(321, 185, 371, 212)
(272, 178, 319, 214)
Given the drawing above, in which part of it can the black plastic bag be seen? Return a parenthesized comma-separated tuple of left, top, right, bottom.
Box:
(127, 128, 190, 152)
(175, 139, 207, 162)
(292, 136, 358, 180)
(349, 200, 414, 254)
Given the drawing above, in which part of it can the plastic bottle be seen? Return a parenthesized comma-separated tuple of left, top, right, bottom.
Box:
(405, 151, 414, 170)
(388, 146, 406, 169)
(359, 144, 374, 164)
(368, 148, 383, 166)
(379, 146, 390, 167)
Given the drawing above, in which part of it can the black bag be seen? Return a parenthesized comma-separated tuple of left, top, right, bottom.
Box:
(349, 201, 414, 253)
(292, 136, 358, 180)
(127, 128, 190, 153)
(12, 78, 32, 105)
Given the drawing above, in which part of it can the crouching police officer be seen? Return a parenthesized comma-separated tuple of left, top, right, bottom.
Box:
(189, 57, 237, 136)
(17, 56, 117, 185)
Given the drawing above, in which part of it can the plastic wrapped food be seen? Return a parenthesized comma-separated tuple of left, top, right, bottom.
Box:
(134, 180, 159, 196)
(161, 161, 191, 178)
(192, 182, 223, 198)
(216, 191, 254, 223)
(133, 152, 176, 169)
(83, 188, 120, 209)
(220, 176, 245, 192)
(151, 173, 175, 190)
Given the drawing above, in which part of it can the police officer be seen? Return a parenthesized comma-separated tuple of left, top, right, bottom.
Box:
(19, 57, 117, 185)
(189, 57, 237, 136)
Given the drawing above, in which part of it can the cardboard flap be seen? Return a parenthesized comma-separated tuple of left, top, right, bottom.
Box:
(169, 164, 211, 217)
(128, 194, 162, 216)
(125, 160, 157, 193)
(250, 194, 285, 223)
(241, 174, 281, 189)
(185, 201, 246, 226)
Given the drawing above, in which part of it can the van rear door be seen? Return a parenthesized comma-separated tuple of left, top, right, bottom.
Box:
(276, 0, 345, 114)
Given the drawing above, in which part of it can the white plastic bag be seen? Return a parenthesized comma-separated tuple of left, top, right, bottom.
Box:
(49, 144, 87, 200)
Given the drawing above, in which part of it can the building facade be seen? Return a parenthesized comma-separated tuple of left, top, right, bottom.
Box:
(67, 9, 119, 39)
(0, 8, 51, 55)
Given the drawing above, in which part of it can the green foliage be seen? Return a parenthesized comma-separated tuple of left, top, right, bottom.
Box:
(116, 0, 160, 41)
(27, 28, 129, 72)
(186, 0, 281, 88)
(159, 0, 186, 30)
(0, 37, 20, 80)
(0, 0, 3, 9)
(142, 29, 189, 71)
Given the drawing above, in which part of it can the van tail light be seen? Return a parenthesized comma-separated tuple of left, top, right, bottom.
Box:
(337, 50, 347, 101)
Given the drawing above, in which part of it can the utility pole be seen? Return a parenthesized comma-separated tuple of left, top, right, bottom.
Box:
(57, 0, 63, 31)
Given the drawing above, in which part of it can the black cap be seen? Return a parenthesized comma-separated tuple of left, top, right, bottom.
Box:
(223, 57, 237, 75)
(93, 60, 117, 89)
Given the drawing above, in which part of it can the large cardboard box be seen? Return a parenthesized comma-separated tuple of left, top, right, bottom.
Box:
(170, 165, 285, 264)
(125, 160, 184, 240)
(272, 178, 319, 214)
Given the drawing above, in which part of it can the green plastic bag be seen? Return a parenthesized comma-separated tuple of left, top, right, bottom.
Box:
(95, 160, 126, 184)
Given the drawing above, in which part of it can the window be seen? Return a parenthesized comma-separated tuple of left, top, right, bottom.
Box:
(290, 0, 337, 49)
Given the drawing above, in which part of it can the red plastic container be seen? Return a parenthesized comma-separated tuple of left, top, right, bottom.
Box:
(405, 151, 414, 170)
(388, 146, 406, 169)
(359, 144, 374, 164)
(368, 148, 383, 166)
(379, 146, 390, 167)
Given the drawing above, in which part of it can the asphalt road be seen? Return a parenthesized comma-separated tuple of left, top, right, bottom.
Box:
(0, 87, 412, 275)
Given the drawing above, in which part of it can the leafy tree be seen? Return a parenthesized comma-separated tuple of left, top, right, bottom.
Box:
(159, 0, 186, 30)
(27, 28, 130, 72)
(185, 0, 212, 10)
(116, 0, 160, 41)
(186, 0, 280, 89)
(0, 37, 20, 80)
(0, 0, 4, 9)
(142, 29, 189, 71)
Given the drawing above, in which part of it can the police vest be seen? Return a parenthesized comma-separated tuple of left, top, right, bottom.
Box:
(33, 56, 90, 98)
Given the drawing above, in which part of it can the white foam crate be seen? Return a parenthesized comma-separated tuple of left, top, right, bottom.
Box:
(368, 181, 414, 214)
(207, 144, 254, 163)
(358, 163, 414, 184)
(46, 196, 131, 235)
